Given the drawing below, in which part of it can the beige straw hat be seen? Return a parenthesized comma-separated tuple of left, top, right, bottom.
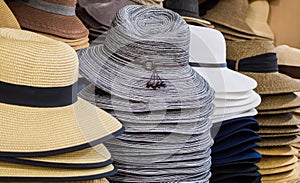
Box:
(10, 144, 112, 168)
(214, 23, 255, 40)
(0, 161, 115, 181)
(258, 125, 300, 134)
(72, 42, 90, 51)
(246, 0, 274, 40)
(292, 143, 300, 149)
(0, 0, 20, 29)
(257, 155, 298, 169)
(257, 93, 300, 111)
(261, 169, 299, 181)
(254, 145, 299, 156)
(258, 136, 300, 147)
(259, 162, 298, 175)
(131, 0, 163, 7)
(259, 132, 300, 138)
(203, 0, 255, 35)
(0, 178, 109, 183)
(255, 113, 300, 127)
(258, 107, 300, 115)
(276, 45, 300, 67)
(0, 28, 123, 156)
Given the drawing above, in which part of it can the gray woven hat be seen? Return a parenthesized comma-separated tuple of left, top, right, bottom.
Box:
(78, 5, 214, 111)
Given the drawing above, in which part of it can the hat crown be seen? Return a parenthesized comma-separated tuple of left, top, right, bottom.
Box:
(207, 0, 249, 18)
(247, 0, 269, 21)
(164, 0, 199, 18)
(0, 28, 78, 87)
(189, 25, 226, 64)
(102, 5, 190, 66)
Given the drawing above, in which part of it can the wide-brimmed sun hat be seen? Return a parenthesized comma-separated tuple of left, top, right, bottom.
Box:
(0, 178, 109, 183)
(0, 0, 20, 29)
(78, 5, 214, 110)
(189, 25, 257, 93)
(258, 135, 300, 147)
(215, 90, 257, 100)
(257, 155, 298, 169)
(255, 145, 299, 156)
(257, 93, 300, 111)
(261, 169, 299, 182)
(211, 109, 258, 123)
(8, 0, 89, 39)
(259, 163, 298, 175)
(0, 28, 123, 156)
(255, 113, 300, 127)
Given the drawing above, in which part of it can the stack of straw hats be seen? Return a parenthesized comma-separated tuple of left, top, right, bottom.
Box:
(225, 24, 300, 183)
(76, 0, 164, 43)
(188, 25, 262, 183)
(0, 27, 125, 182)
(201, 0, 274, 42)
(78, 5, 215, 182)
(7, 0, 90, 50)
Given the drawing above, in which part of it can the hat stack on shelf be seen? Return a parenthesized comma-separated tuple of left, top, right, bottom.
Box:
(188, 25, 262, 183)
(7, 0, 90, 50)
(78, 5, 215, 182)
(0, 27, 125, 182)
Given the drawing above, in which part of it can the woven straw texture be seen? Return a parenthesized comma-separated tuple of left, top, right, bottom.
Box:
(226, 40, 274, 61)
(258, 107, 300, 115)
(257, 93, 300, 111)
(259, 132, 300, 138)
(214, 23, 255, 40)
(262, 169, 298, 181)
(131, 0, 163, 7)
(259, 162, 298, 175)
(257, 155, 298, 169)
(36, 31, 89, 44)
(8, 1, 89, 39)
(0, 0, 20, 29)
(202, 0, 255, 35)
(258, 125, 300, 134)
(0, 28, 123, 154)
(255, 113, 300, 126)
(258, 136, 300, 147)
(255, 145, 299, 156)
(0, 178, 109, 183)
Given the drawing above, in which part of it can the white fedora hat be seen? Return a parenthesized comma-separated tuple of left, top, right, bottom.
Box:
(189, 25, 257, 93)
(211, 108, 258, 123)
(214, 91, 260, 108)
(215, 90, 257, 100)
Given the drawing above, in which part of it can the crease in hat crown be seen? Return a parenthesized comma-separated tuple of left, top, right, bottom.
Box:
(0, 28, 78, 87)
(98, 5, 190, 67)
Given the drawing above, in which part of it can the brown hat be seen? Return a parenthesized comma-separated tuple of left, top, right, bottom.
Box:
(257, 93, 300, 111)
(255, 113, 300, 127)
(203, 0, 255, 35)
(8, 0, 89, 39)
(0, 0, 20, 29)
(255, 145, 299, 156)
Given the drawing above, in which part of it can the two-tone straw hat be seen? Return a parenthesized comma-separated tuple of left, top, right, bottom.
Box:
(0, 0, 20, 29)
(0, 28, 123, 156)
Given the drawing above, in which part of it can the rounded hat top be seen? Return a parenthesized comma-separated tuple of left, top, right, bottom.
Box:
(0, 0, 20, 29)
(0, 28, 78, 87)
(189, 25, 257, 93)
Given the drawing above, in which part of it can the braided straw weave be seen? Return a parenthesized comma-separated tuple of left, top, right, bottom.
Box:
(259, 163, 298, 175)
(257, 155, 298, 169)
(131, 0, 164, 7)
(0, 28, 123, 154)
(255, 145, 299, 156)
(0, 0, 20, 29)
(257, 93, 300, 111)
(0, 178, 109, 183)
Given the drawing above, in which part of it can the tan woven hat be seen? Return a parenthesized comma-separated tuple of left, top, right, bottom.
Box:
(0, 161, 115, 181)
(246, 0, 274, 40)
(261, 169, 299, 181)
(257, 93, 300, 111)
(132, 0, 163, 7)
(0, 28, 123, 156)
(258, 125, 300, 134)
(203, 0, 255, 35)
(0, 0, 20, 29)
(8, 0, 89, 39)
(258, 136, 300, 147)
(259, 162, 298, 175)
(255, 113, 300, 127)
(254, 145, 299, 156)
(214, 23, 255, 40)
(0, 178, 109, 183)
(35, 32, 89, 45)
(257, 155, 298, 169)
(258, 107, 300, 115)
(259, 132, 300, 138)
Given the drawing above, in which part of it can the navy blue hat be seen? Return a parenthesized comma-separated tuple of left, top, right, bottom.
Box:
(211, 163, 259, 174)
(211, 172, 261, 183)
(212, 149, 262, 165)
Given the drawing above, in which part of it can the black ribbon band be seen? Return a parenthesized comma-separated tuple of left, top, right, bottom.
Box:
(0, 81, 78, 107)
(189, 62, 227, 68)
(226, 53, 278, 73)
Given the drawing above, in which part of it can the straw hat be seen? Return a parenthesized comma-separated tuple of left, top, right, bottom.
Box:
(0, 0, 20, 29)
(226, 53, 300, 95)
(131, 0, 164, 7)
(258, 136, 300, 147)
(258, 125, 300, 134)
(255, 145, 299, 156)
(0, 179, 109, 183)
(246, 0, 274, 40)
(163, 0, 214, 28)
(8, 0, 89, 39)
(259, 162, 298, 175)
(257, 155, 298, 169)
(258, 107, 300, 115)
(261, 169, 298, 181)
(276, 45, 300, 79)
(257, 93, 300, 111)
(188, 25, 257, 93)
(259, 132, 300, 138)
(202, 0, 255, 35)
(214, 23, 255, 40)
(5, 144, 112, 168)
(0, 161, 116, 181)
(255, 113, 300, 127)
(0, 28, 123, 156)
(78, 5, 214, 109)
(78, 0, 137, 28)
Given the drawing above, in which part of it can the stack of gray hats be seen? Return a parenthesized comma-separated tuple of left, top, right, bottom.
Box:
(78, 5, 215, 182)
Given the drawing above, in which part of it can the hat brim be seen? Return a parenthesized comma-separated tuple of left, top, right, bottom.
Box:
(0, 0, 20, 29)
(258, 136, 300, 147)
(257, 93, 300, 111)
(211, 109, 258, 123)
(262, 169, 298, 181)
(214, 92, 260, 107)
(241, 71, 300, 95)
(215, 90, 257, 100)
(9, 2, 88, 39)
(214, 23, 255, 40)
(259, 162, 298, 175)
(8, 144, 112, 168)
(193, 67, 257, 93)
(255, 145, 299, 156)
(258, 106, 300, 115)
(182, 16, 214, 28)
(257, 155, 298, 169)
(246, 18, 274, 40)
(255, 113, 300, 127)
(0, 161, 116, 181)
(258, 125, 300, 134)
(0, 97, 124, 156)
(0, 178, 109, 183)
(259, 132, 300, 138)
